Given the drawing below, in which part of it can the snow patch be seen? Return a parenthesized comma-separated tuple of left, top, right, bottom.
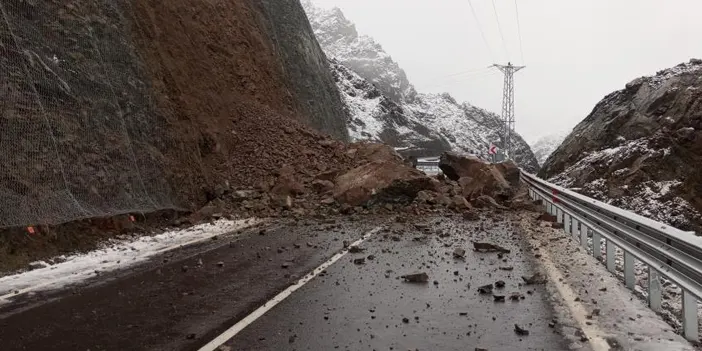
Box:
(0, 218, 261, 303)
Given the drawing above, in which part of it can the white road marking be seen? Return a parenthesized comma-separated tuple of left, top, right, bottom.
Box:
(198, 225, 384, 351)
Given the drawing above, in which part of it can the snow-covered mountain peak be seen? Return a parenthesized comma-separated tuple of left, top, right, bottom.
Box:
(303, 0, 416, 103)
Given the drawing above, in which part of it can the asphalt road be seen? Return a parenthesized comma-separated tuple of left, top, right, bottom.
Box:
(0, 213, 569, 350)
(218, 214, 568, 351)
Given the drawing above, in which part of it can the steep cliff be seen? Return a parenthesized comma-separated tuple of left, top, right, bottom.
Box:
(541, 59, 702, 232)
(303, 1, 539, 171)
(0, 0, 349, 227)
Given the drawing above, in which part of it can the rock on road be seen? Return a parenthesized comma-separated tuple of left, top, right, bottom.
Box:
(0, 211, 692, 350)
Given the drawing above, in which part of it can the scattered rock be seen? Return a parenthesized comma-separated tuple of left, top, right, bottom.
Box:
(522, 273, 547, 285)
(514, 324, 529, 336)
(495, 280, 506, 288)
(348, 245, 365, 253)
(186, 333, 196, 340)
(552, 223, 564, 229)
(473, 242, 510, 253)
(217, 261, 224, 268)
(281, 262, 291, 269)
(453, 248, 466, 259)
(401, 272, 429, 283)
(353, 258, 366, 265)
(493, 294, 505, 302)
(478, 284, 494, 294)
(509, 292, 524, 301)
(499, 266, 514, 271)
(402, 317, 409, 323)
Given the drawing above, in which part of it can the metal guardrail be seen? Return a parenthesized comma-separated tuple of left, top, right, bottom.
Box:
(520, 170, 702, 341)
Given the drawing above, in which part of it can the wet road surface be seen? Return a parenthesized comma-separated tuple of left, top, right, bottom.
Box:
(0, 217, 385, 351)
(219, 214, 569, 350)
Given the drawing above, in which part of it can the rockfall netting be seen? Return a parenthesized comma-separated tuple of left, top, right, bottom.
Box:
(0, 0, 176, 228)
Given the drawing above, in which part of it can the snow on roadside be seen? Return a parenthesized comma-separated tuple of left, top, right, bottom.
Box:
(0, 218, 261, 304)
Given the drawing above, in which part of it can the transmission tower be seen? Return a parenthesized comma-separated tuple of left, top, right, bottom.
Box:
(492, 62, 525, 159)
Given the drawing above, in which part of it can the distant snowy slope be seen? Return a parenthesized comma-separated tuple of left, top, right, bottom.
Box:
(303, 0, 539, 170)
(530, 132, 567, 166)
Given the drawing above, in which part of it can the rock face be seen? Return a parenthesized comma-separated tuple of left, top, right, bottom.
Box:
(302, 1, 539, 171)
(0, 0, 349, 227)
(540, 59, 702, 232)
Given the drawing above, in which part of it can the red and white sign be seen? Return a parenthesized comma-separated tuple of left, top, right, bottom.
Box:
(488, 144, 498, 155)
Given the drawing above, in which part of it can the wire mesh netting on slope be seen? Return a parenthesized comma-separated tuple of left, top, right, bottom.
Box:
(0, 0, 177, 228)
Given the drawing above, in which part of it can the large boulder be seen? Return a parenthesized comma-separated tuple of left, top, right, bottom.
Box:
(333, 161, 435, 206)
(439, 152, 518, 201)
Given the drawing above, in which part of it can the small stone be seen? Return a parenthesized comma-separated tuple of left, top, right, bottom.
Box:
(217, 261, 224, 268)
(592, 308, 600, 316)
(402, 317, 409, 323)
(353, 258, 366, 265)
(367, 254, 375, 260)
(522, 273, 547, 285)
(509, 292, 523, 301)
(433, 280, 439, 285)
(478, 284, 493, 294)
(348, 246, 365, 253)
(599, 287, 607, 292)
(186, 333, 196, 340)
(459, 312, 468, 316)
(281, 262, 291, 269)
(514, 324, 529, 336)
(181, 265, 189, 272)
(548, 321, 556, 328)
(495, 280, 506, 288)
(453, 248, 466, 259)
(493, 295, 505, 302)
(499, 266, 514, 271)
(454, 270, 459, 276)
(401, 272, 429, 283)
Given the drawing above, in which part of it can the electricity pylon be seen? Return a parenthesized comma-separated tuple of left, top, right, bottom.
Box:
(492, 62, 525, 159)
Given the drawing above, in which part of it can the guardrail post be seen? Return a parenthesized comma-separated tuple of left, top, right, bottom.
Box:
(564, 213, 571, 234)
(606, 240, 616, 273)
(571, 217, 580, 239)
(682, 290, 699, 341)
(624, 251, 635, 289)
(592, 232, 602, 260)
(580, 225, 588, 249)
(556, 208, 563, 224)
(648, 268, 661, 312)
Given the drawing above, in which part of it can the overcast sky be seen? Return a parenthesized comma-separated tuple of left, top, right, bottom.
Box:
(310, 0, 702, 143)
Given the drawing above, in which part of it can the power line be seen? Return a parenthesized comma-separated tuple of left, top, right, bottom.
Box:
(467, 0, 495, 62)
(491, 0, 510, 61)
(514, 0, 525, 64)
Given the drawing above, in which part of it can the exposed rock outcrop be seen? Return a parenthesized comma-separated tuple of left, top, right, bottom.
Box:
(541, 59, 702, 232)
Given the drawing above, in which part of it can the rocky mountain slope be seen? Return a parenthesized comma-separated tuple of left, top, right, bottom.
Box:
(0, 0, 350, 227)
(302, 0, 538, 171)
(540, 59, 702, 232)
(530, 133, 567, 167)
